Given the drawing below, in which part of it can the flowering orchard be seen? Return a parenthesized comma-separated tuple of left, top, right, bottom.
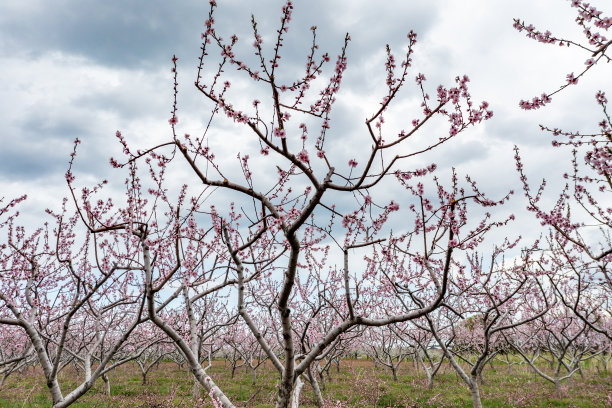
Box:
(0, 1, 610, 408)
(513, 0, 611, 341)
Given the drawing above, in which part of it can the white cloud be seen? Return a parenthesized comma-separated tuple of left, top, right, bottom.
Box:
(0, 0, 608, 252)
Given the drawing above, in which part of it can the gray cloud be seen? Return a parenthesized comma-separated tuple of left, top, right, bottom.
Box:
(0, 1, 210, 68)
(0, 0, 608, 253)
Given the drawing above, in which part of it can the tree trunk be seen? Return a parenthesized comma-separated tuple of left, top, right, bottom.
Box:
(276, 376, 295, 408)
(469, 379, 483, 408)
(318, 368, 326, 391)
(102, 373, 111, 396)
(307, 368, 324, 408)
(293, 376, 304, 408)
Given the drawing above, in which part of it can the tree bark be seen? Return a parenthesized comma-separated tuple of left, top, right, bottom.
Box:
(289, 375, 304, 408)
(102, 374, 111, 396)
(469, 379, 483, 408)
(307, 367, 325, 408)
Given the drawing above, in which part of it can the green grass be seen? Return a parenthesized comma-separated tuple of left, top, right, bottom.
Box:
(1, 358, 610, 407)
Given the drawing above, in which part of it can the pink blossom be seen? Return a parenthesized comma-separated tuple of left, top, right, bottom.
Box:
(274, 128, 286, 138)
(297, 150, 309, 163)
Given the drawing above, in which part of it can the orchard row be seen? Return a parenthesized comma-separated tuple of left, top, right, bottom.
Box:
(0, 1, 610, 407)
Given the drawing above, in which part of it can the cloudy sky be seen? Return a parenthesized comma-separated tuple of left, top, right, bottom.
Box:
(0, 0, 608, 247)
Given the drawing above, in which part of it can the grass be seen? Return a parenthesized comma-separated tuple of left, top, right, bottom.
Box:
(1, 358, 610, 407)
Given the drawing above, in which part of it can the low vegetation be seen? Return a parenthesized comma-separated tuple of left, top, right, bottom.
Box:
(2, 358, 610, 407)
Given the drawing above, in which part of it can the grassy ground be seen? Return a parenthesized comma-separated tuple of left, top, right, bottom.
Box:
(1, 358, 610, 407)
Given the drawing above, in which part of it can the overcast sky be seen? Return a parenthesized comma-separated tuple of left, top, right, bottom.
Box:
(0, 0, 608, 247)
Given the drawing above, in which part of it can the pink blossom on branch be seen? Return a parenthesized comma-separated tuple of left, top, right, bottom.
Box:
(515, 1, 612, 341)
(515, 1, 612, 109)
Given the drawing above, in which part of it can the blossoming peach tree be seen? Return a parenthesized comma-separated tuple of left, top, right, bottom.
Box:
(0, 1, 520, 407)
(0, 184, 150, 407)
(514, 0, 611, 340)
(98, 1, 511, 406)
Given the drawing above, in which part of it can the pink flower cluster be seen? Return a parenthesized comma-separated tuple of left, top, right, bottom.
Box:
(519, 93, 551, 110)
